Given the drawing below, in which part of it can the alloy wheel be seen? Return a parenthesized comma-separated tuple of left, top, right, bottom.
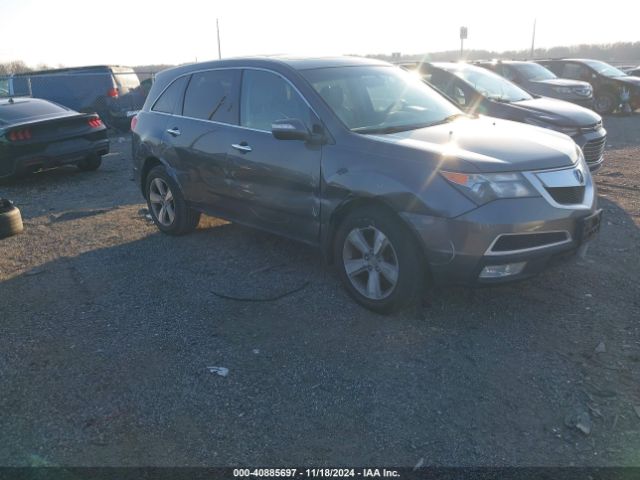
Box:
(149, 177, 175, 226)
(342, 226, 399, 300)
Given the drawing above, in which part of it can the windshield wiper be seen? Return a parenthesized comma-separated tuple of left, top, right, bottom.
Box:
(354, 114, 465, 135)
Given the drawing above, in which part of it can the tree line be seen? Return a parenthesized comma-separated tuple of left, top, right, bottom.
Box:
(368, 41, 640, 65)
(2, 42, 639, 75)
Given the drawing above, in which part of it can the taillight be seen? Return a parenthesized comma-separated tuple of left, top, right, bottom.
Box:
(8, 128, 32, 142)
(107, 87, 119, 98)
(88, 118, 104, 128)
(130, 115, 138, 131)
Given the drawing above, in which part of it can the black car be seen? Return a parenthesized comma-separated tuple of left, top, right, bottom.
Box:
(538, 59, 640, 114)
(474, 60, 593, 108)
(9, 65, 144, 131)
(0, 89, 109, 179)
(132, 57, 601, 313)
(415, 62, 606, 172)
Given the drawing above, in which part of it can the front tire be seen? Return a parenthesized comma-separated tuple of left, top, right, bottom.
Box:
(334, 206, 424, 313)
(594, 92, 617, 115)
(145, 166, 200, 235)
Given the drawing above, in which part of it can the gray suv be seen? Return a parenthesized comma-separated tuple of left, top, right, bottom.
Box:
(132, 57, 601, 313)
(475, 60, 594, 108)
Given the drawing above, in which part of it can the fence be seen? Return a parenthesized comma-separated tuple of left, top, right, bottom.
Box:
(0, 70, 157, 129)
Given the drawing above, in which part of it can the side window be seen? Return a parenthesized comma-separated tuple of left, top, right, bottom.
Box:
(152, 76, 189, 114)
(429, 72, 467, 107)
(183, 70, 239, 123)
(562, 63, 588, 81)
(500, 65, 517, 82)
(240, 70, 310, 131)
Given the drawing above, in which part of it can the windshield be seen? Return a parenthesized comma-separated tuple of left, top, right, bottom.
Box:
(582, 60, 627, 77)
(445, 65, 533, 102)
(302, 65, 461, 134)
(512, 63, 557, 81)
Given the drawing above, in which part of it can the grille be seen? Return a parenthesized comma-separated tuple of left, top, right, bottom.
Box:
(491, 232, 569, 253)
(546, 186, 585, 205)
(582, 136, 606, 165)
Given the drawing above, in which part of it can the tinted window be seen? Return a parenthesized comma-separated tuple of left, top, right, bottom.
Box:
(0, 98, 68, 125)
(500, 65, 518, 81)
(240, 70, 310, 131)
(445, 64, 533, 102)
(561, 63, 589, 81)
(582, 60, 627, 78)
(183, 70, 239, 123)
(152, 76, 189, 114)
(512, 63, 556, 81)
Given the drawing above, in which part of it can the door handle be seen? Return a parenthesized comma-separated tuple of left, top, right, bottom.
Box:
(231, 143, 252, 153)
(166, 127, 181, 137)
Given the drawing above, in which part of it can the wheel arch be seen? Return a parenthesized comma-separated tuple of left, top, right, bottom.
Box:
(323, 195, 430, 274)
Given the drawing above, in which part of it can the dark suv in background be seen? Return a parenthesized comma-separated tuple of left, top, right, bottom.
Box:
(411, 62, 606, 171)
(538, 59, 640, 114)
(475, 60, 593, 108)
(10, 65, 145, 130)
(132, 57, 601, 313)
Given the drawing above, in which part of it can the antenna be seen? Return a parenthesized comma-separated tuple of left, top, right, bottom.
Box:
(530, 18, 536, 59)
(217, 19, 222, 60)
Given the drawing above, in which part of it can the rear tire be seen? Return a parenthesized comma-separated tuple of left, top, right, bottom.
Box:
(0, 199, 24, 239)
(145, 166, 200, 235)
(334, 206, 424, 313)
(77, 154, 102, 172)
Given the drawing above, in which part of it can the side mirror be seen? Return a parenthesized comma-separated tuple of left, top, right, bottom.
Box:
(271, 118, 309, 141)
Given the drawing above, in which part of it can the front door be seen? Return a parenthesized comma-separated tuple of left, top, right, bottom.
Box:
(226, 69, 322, 244)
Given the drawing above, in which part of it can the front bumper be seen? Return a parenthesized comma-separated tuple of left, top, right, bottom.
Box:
(403, 189, 600, 287)
(571, 127, 607, 172)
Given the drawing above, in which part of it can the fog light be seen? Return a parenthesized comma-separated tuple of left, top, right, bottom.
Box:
(479, 262, 526, 279)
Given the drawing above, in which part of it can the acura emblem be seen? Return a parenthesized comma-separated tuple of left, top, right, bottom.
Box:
(574, 169, 584, 184)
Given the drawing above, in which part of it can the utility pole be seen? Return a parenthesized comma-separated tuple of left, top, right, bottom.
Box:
(217, 18, 222, 60)
(530, 18, 536, 59)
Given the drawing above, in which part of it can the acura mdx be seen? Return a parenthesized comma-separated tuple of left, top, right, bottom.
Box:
(131, 57, 602, 313)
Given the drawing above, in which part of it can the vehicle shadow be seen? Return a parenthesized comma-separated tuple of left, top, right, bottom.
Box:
(0, 156, 139, 220)
(1, 194, 638, 466)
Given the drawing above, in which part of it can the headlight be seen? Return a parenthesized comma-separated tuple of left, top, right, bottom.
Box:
(524, 117, 579, 137)
(441, 171, 538, 205)
(553, 86, 573, 95)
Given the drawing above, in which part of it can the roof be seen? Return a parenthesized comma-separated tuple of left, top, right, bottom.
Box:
(15, 65, 135, 76)
(157, 55, 390, 79)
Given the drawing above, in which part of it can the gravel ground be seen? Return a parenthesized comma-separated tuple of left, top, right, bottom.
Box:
(0, 116, 639, 467)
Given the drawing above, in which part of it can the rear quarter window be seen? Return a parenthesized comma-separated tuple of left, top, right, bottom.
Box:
(152, 76, 189, 115)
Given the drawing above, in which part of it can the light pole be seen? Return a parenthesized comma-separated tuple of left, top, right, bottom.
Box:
(217, 18, 222, 60)
(460, 26, 468, 59)
(530, 18, 537, 59)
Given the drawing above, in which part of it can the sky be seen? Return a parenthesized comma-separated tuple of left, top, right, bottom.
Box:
(0, 0, 638, 67)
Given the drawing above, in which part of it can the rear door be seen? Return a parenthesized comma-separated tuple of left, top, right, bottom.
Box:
(224, 68, 322, 243)
(160, 69, 241, 208)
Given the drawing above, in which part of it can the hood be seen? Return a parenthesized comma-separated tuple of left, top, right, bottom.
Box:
(506, 97, 601, 127)
(370, 117, 578, 173)
(616, 76, 640, 88)
(533, 78, 591, 88)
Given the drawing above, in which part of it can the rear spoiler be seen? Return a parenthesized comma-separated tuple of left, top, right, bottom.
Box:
(6, 112, 101, 131)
